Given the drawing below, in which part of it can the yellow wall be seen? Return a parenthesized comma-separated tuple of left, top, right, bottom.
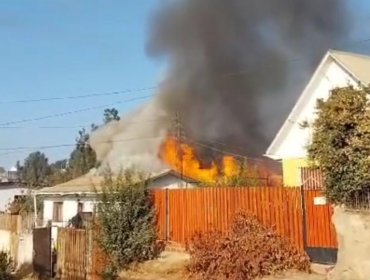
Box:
(282, 158, 309, 187)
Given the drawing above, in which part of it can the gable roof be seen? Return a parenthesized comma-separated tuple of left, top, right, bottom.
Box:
(35, 169, 199, 195)
(330, 50, 370, 84)
(265, 49, 370, 159)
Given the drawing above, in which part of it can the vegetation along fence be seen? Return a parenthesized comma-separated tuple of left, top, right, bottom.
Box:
(153, 186, 338, 264)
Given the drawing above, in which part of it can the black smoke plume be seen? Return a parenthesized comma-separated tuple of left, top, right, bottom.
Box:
(147, 0, 350, 157)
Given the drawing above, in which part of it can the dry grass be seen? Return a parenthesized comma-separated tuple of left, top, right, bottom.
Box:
(119, 251, 189, 280)
(118, 251, 326, 280)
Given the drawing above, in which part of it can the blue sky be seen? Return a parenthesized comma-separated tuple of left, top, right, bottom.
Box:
(0, 1, 370, 168)
(0, 1, 162, 168)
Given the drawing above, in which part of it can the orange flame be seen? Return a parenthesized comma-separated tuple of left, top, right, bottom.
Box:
(160, 136, 244, 183)
(160, 136, 282, 186)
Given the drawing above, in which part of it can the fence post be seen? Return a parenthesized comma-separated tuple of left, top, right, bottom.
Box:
(166, 189, 170, 242)
(300, 185, 308, 251)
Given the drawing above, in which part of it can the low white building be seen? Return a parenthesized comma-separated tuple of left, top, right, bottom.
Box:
(0, 182, 28, 213)
(34, 169, 198, 243)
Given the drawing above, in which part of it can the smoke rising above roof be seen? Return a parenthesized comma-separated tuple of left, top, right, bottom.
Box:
(91, 0, 350, 173)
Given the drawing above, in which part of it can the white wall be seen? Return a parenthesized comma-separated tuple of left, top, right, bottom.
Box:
(0, 187, 28, 212)
(0, 230, 32, 267)
(17, 233, 33, 266)
(0, 230, 11, 251)
(274, 58, 358, 159)
(150, 174, 196, 189)
(43, 197, 96, 243)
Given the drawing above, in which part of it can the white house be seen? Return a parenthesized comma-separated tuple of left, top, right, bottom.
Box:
(265, 49, 370, 186)
(34, 169, 198, 243)
(0, 182, 28, 213)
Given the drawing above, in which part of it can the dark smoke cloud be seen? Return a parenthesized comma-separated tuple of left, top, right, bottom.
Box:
(147, 0, 350, 157)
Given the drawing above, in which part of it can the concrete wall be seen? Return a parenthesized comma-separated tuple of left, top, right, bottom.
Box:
(0, 230, 32, 268)
(330, 207, 370, 280)
(274, 57, 358, 160)
(17, 233, 33, 266)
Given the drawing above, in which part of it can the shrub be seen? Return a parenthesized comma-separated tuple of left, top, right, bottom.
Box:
(308, 86, 370, 205)
(187, 212, 310, 280)
(96, 168, 163, 276)
(0, 251, 14, 280)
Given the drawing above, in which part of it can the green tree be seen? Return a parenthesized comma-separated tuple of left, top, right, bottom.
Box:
(68, 128, 97, 178)
(49, 159, 71, 185)
(96, 169, 162, 276)
(21, 151, 50, 188)
(0, 167, 5, 174)
(103, 108, 120, 124)
(307, 86, 370, 205)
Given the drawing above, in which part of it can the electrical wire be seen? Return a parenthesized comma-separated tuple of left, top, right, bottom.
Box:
(0, 94, 154, 127)
(0, 135, 164, 155)
(0, 86, 158, 105)
(0, 118, 165, 130)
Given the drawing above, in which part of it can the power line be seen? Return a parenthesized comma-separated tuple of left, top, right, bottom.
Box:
(0, 94, 154, 127)
(0, 118, 165, 130)
(0, 86, 158, 105)
(0, 135, 164, 155)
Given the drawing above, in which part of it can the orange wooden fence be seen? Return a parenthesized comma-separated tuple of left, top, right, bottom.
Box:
(303, 190, 337, 248)
(154, 187, 305, 251)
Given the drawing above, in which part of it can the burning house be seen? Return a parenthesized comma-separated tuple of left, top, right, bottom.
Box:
(35, 0, 353, 228)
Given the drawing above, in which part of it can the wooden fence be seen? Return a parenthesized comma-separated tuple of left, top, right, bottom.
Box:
(303, 190, 337, 249)
(55, 187, 338, 279)
(154, 187, 305, 251)
(154, 187, 339, 258)
(57, 228, 87, 280)
(56, 227, 108, 280)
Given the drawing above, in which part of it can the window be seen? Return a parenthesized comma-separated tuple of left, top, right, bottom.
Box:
(78, 202, 84, 213)
(53, 202, 63, 222)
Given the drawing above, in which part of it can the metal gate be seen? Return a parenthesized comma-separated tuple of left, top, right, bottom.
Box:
(301, 168, 338, 264)
(33, 227, 52, 277)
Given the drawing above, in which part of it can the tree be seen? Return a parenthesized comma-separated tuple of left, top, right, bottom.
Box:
(103, 108, 120, 124)
(21, 151, 50, 188)
(68, 128, 97, 178)
(49, 159, 71, 185)
(307, 86, 370, 205)
(0, 167, 5, 174)
(96, 169, 162, 276)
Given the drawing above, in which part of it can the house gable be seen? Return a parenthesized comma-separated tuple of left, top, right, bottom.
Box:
(265, 50, 365, 160)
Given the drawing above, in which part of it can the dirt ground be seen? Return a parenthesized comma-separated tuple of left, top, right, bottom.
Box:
(119, 252, 327, 280)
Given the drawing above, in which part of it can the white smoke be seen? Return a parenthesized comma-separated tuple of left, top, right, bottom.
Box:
(89, 97, 170, 174)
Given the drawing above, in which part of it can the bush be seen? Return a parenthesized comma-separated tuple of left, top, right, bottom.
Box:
(308, 86, 370, 205)
(96, 168, 163, 276)
(0, 251, 14, 280)
(187, 212, 310, 280)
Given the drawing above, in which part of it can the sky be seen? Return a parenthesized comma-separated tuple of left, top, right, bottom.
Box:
(0, 1, 162, 168)
(0, 1, 370, 169)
